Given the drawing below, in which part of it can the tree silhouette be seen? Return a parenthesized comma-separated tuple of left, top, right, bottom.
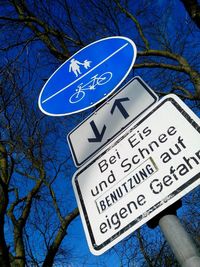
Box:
(0, 1, 199, 266)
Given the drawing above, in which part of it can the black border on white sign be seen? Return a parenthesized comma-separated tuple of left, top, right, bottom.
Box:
(73, 96, 200, 252)
(68, 76, 158, 167)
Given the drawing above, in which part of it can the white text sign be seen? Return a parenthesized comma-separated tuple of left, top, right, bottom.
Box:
(68, 76, 158, 166)
(72, 94, 200, 255)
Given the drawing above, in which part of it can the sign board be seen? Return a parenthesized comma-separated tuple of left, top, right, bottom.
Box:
(72, 94, 200, 255)
(68, 76, 158, 166)
(38, 36, 137, 116)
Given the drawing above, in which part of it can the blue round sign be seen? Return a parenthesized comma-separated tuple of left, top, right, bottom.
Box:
(38, 36, 137, 116)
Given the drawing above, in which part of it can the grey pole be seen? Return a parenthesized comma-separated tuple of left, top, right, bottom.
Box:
(159, 214, 200, 267)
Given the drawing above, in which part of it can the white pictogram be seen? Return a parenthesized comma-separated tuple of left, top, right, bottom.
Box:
(69, 58, 92, 77)
(41, 42, 128, 105)
(69, 72, 112, 103)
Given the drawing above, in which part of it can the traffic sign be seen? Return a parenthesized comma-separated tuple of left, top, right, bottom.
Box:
(68, 77, 158, 166)
(72, 94, 200, 255)
(38, 36, 137, 116)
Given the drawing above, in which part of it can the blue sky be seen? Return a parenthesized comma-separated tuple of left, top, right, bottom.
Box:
(1, 0, 199, 266)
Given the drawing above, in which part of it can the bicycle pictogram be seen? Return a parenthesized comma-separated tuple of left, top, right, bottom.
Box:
(69, 72, 112, 104)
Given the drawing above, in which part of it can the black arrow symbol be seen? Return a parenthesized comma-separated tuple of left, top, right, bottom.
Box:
(110, 97, 130, 119)
(88, 121, 106, 143)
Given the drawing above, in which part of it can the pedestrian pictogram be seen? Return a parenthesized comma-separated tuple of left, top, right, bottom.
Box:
(69, 58, 92, 77)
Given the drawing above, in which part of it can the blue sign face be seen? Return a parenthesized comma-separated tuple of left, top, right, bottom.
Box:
(38, 36, 137, 116)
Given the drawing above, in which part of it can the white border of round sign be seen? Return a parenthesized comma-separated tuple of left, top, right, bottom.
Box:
(38, 36, 137, 116)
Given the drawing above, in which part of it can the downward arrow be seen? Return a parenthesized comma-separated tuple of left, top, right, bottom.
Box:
(110, 97, 130, 119)
(88, 121, 106, 143)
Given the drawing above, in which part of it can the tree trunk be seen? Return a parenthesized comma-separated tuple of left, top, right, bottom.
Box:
(0, 185, 10, 267)
(13, 226, 26, 267)
(42, 208, 79, 267)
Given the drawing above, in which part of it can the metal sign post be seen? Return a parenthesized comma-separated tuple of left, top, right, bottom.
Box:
(159, 214, 200, 267)
(147, 201, 200, 266)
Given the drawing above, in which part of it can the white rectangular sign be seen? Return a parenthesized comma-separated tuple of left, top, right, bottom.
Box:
(68, 76, 158, 166)
(72, 94, 200, 255)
